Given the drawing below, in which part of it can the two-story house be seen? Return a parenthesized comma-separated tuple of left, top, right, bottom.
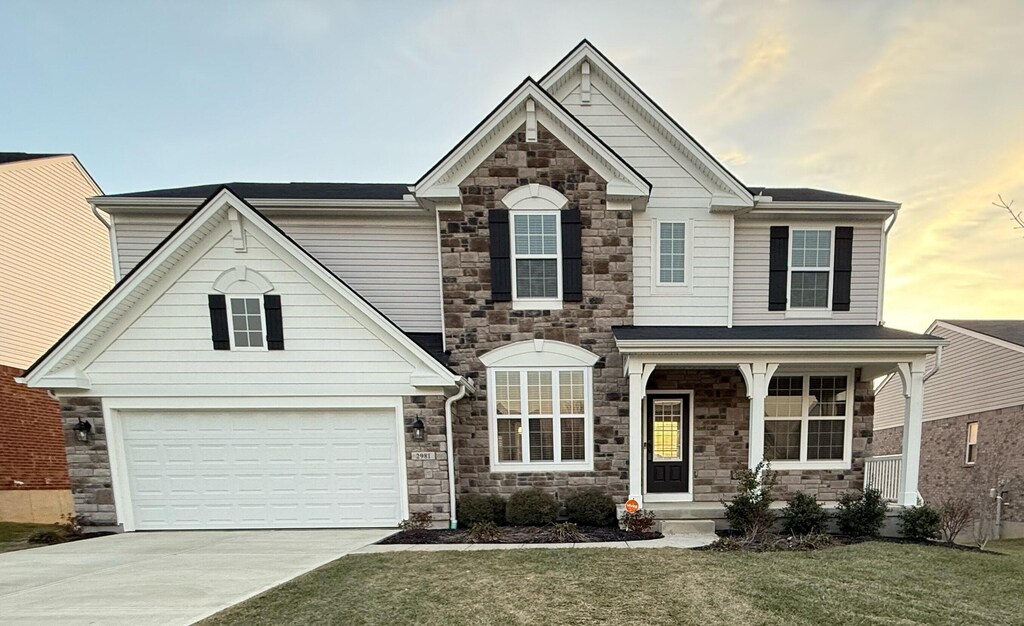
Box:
(19, 42, 943, 531)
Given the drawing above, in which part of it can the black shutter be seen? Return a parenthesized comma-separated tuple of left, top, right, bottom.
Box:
(832, 227, 854, 312)
(561, 208, 583, 302)
(208, 294, 230, 350)
(489, 209, 512, 302)
(768, 226, 789, 311)
(264, 294, 284, 350)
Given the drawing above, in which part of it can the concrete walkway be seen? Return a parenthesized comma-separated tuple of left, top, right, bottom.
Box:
(354, 533, 717, 553)
(0, 528, 391, 626)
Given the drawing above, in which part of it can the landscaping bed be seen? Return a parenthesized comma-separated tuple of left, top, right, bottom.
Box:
(700, 530, 1002, 553)
(379, 525, 662, 545)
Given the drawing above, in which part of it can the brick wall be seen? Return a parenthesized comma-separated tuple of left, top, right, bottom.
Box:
(874, 405, 1023, 524)
(403, 395, 451, 523)
(648, 368, 872, 502)
(440, 124, 633, 502)
(60, 397, 116, 525)
(0, 365, 70, 491)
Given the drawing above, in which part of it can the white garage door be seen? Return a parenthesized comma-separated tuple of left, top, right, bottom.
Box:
(119, 409, 404, 530)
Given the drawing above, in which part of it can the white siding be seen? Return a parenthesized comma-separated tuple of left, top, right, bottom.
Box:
(0, 156, 112, 368)
(112, 211, 441, 333)
(875, 325, 1024, 430)
(86, 222, 422, 397)
(732, 220, 882, 325)
(560, 80, 731, 326)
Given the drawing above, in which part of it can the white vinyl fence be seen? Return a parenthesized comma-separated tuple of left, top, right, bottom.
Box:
(864, 455, 902, 502)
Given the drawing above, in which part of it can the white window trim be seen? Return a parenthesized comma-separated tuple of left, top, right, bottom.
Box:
(765, 372, 853, 470)
(786, 227, 834, 314)
(965, 422, 978, 466)
(226, 294, 268, 351)
(654, 218, 693, 290)
(487, 366, 594, 473)
(510, 209, 563, 310)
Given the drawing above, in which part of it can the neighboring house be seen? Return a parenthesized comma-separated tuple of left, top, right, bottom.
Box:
(0, 152, 112, 522)
(874, 320, 1024, 538)
(19, 41, 943, 532)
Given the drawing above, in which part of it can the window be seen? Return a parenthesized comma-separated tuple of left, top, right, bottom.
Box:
(658, 221, 687, 284)
(965, 422, 978, 465)
(789, 229, 832, 308)
(489, 367, 591, 469)
(228, 296, 265, 349)
(764, 374, 852, 467)
(511, 211, 560, 301)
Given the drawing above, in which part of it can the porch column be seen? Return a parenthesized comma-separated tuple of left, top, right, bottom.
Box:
(628, 368, 644, 506)
(739, 362, 778, 469)
(896, 360, 926, 506)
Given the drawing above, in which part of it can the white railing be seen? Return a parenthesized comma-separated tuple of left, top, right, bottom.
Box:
(864, 455, 902, 502)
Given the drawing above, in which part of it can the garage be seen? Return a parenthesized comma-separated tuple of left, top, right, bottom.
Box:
(117, 409, 405, 530)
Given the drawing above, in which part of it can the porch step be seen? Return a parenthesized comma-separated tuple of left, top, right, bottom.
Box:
(659, 520, 717, 536)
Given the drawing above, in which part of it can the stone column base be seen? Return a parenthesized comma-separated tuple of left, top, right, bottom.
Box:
(0, 489, 73, 523)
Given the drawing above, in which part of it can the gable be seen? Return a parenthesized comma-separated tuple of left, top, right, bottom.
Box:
(21, 188, 461, 394)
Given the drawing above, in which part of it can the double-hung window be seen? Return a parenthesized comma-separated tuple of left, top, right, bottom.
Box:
(965, 422, 978, 465)
(511, 211, 561, 301)
(657, 221, 687, 285)
(789, 229, 832, 308)
(228, 296, 265, 349)
(764, 374, 852, 468)
(490, 367, 591, 471)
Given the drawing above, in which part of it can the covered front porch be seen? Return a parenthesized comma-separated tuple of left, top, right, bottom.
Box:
(613, 325, 946, 513)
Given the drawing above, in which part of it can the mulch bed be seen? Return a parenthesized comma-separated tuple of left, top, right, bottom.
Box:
(379, 526, 663, 545)
(698, 530, 1001, 554)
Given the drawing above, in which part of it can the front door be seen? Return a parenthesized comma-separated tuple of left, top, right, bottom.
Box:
(646, 395, 690, 493)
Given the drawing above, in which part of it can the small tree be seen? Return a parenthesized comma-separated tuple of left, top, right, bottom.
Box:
(938, 497, 972, 544)
(723, 460, 778, 539)
(993, 195, 1024, 236)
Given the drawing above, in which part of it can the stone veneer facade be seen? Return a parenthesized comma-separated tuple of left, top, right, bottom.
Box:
(647, 368, 874, 502)
(440, 124, 633, 501)
(403, 395, 452, 523)
(874, 404, 1023, 530)
(59, 397, 116, 525)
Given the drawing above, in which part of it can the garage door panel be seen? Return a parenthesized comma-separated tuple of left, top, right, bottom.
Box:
(120, 409, 404, 529)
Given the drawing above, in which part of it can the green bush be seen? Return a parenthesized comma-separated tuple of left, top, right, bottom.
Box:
(899, 504, 941, 541)
(723, 460, 778, 538)
(835, 488, 888, 537)
(506, 488, 560, 526)
(782, 492, 828, 536)
(457, 494, 507, 527)
(565, 489, 617, 527)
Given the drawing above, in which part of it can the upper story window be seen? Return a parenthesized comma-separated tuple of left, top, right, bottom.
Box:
(789, 229, 832, 308)
(511, 211, 561, 300)
(763, 373, 852, 468)
(965, 422, 978, 465)
(208, 265, 284, 351)
(229, 296, 265, 349)
(658, 221, 687, 285)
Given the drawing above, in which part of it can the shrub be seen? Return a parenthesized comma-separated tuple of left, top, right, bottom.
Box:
(27, 529, 66, 545)
(619, 509, 657, 535)
(782, 492, 828, 536)
(723, 460, 778, 539)
(398, 511, 433, 531)
(835, 488, 888, 537)
(506, 488, 560, 526)
(938, 496, 973, 544)
(788, 532, 837, 551)
(565, 489, 616, 527)
(468, 521, 501, 543)
(707, 536, 743, 552)
(457, 494, 507, 527)
(899, 504, 941, 541)
(550, 521, 584, 542)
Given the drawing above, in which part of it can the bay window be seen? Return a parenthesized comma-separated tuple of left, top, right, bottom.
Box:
(764, 373, 852, 468)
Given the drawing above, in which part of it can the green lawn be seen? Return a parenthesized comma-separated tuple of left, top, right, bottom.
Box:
(0, 521, 53, 553)
(202, 541, 1024, 626)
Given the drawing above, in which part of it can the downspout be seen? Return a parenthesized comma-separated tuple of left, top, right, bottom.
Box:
(924, 345, 943, 382)
(878, 206, 899, 325)
(91, 202, 120, 280)
(444, 382, 469, 529)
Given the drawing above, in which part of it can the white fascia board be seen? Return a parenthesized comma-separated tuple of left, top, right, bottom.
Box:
(614, 339, 947, 355)
(27, 366, 91, 391)
(740, 202, 900, 218)
(540, 44, 753, 205)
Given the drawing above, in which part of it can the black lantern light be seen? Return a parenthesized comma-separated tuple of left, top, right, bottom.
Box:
(72, 418, 92, 442)
(411, 417, 425, 442)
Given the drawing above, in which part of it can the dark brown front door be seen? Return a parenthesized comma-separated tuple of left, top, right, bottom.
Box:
(646, 395, 690, 493)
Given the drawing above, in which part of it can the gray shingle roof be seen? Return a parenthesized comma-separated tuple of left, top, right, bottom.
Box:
(747, 187, 890, 203)
(0, 152, 65, 165)
(942, 320, 1024, 348)
(105, 182, 411, 201)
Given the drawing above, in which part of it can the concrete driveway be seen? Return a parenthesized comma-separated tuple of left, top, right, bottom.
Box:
(0, 528, 392, 625)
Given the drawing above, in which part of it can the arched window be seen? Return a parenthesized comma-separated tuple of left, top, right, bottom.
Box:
(210, 266, 276, 350)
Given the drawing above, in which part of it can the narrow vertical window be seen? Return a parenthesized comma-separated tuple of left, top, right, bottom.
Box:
(965, 422, 978, 465)
(658, 222, 686, 284)
(511, 212, 561, 300)
(228, 297, 265, 348)
(790, 229, 832, 308)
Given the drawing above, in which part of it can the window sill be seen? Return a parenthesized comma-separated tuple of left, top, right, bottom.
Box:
(489, 461, 593, 473)
(784, 309, 833, 319)
(762, 460, 851, 471)
(512, 299, 564, 311)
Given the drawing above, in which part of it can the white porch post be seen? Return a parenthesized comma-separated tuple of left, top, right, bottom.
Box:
(627, 363, 644, 506)
(739, 361, 778, 469)
(896, 360, 926, 506)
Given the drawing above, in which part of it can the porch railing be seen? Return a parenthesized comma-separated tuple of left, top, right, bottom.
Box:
(864, 455, 902, 502)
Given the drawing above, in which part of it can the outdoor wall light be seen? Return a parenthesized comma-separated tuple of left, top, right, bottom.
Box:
(411, 417, 425, 442)
(72, 418, 92, 442)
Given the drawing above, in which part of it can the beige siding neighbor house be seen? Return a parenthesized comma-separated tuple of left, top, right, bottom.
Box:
(0, 152, 112, 522)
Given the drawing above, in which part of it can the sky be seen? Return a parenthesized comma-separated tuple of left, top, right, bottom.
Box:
(1, 0, 1021, 332)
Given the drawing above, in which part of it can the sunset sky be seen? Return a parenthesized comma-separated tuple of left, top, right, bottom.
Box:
(2, 1, 1021, 332)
